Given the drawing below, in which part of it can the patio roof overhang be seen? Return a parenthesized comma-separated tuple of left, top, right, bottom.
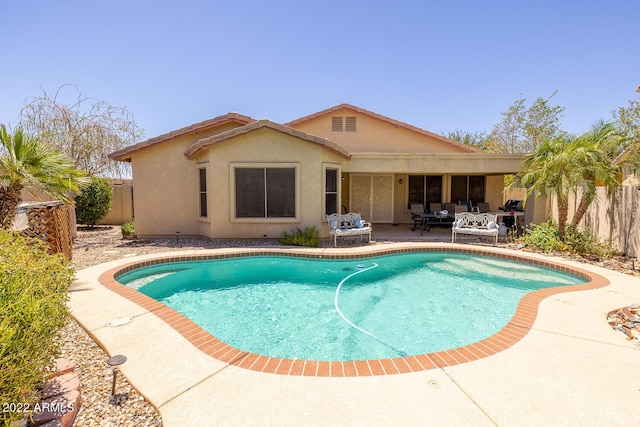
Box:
(342, 153, 525, 175)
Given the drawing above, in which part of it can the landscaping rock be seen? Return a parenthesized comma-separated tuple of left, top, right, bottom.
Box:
(607, 305, 640, 344)
(48, 359, 75, 379)
(41, 373, 80, 400)
(30, 389, 80, 426)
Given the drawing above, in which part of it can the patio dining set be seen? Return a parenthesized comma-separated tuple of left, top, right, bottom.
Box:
(410, 200, 525, 237)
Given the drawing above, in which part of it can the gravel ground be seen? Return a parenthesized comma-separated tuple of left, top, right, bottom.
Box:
(62, 226, 340, 427)
(60, 226, 640, 426)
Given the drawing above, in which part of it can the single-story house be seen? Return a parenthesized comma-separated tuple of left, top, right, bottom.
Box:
(110, 104, 526, 239)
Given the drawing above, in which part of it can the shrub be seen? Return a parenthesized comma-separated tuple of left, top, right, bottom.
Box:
(564, 225, 616, 258)
(520, 220, 615, 258)
(280, 226, 320, 247)
(0, 230, 73, 426)
(121, 220, 135, 237)
(520, 221, 565, 253)
(75, 176, 112, 228)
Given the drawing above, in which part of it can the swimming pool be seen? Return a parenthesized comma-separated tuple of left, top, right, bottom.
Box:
(116, 251, 585, 361)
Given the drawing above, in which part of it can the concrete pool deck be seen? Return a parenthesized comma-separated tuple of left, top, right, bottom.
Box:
(69, 243, 640, 426)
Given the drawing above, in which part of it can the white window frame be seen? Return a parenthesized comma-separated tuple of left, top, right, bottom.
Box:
(322, 163, 341, 219)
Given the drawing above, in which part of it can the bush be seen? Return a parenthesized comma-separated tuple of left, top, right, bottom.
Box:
(520, 220, 615, 258)
(520, 221, 565, 252)
(564, 225, 616, 258)
(121, 220, 135, 237)
(75, 176, 112, 228)
(280, 226, 320, 247)
(0, 231, 73, 426)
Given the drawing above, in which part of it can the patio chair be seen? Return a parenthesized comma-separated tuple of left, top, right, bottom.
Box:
(476, 202, 490, 213)
(410, 203, 425, 230)
(454, 204, 468, 213)
(443, 203, 456, 221)
(428, 202, 442, 213)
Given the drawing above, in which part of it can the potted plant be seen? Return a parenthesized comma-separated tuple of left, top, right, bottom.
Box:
(121, 221, 136, 239)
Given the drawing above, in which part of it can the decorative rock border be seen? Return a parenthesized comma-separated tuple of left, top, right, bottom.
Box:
(24, 358, 81, 427)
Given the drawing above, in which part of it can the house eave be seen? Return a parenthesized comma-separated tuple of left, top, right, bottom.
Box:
(185, 120, 352, 160)
(343, 152, 524, 174)
(286, 103, 483, 153)
(109, 112, 256, 161)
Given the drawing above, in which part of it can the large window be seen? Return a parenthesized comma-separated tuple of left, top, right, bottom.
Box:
(408, 175, 442, 209)
(235, 167, 296, 218)
(325, 168, 338, 215)
(451, 175, 485, 204)
(198, 166, 207, 218)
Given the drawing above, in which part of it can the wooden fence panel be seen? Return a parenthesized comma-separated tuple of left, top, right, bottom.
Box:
(19, 201, 73, 260)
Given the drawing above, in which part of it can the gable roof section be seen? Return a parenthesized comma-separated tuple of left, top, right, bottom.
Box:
(285, 103, 482, 153)
(110, 112, 256, 161)
(185, 119, 352, 159)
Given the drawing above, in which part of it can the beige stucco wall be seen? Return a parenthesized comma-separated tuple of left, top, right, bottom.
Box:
(485, 175, 505, 211)
(550, 187, 640, 256)
(128, 123, 248, 238)
(201, 128, 346, 239)
(344, 153, 523, 174)
(99, 179, 133, 225)
(131, 126, 346, 239)
(130, 134, 203, 237)
(290, 108, 472, 154)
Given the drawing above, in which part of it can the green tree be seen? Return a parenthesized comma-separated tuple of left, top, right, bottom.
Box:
(446, 129, 492, 151)
(571, 120, 623, 227)
(18, 84, 144, 177)
(489, 92, 565, 153)
(0, 125, 88, 229)
(613, 97, 640, 173)
(515, 133, 590, 241)
(75, 176, 113, 228)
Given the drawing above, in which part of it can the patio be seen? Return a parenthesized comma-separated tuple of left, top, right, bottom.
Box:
(68, 229, 640, 426)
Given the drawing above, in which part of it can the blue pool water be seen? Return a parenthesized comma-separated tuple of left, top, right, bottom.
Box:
(117, 252, 584, 361)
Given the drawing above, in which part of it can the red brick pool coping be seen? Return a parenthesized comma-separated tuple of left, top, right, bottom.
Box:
(98, 246, 609, 377)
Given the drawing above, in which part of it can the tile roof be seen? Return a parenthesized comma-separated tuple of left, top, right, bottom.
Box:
(285, 103, 483, 153)
(110, 112, 255, 161)
(185, 120, 352, 159)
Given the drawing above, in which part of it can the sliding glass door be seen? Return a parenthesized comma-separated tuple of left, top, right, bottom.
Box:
(408, 175, 442, 209)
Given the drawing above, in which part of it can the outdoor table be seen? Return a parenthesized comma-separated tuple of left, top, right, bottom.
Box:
(488, 211, 526, 236)
(411, 212, 455, 236)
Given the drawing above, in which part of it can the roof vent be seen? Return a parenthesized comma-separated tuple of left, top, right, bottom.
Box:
(332, 116, 343, 131)
(345, 116, 356, 132)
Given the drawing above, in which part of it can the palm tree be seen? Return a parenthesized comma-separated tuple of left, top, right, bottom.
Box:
(0, 124, 88, 229)
(570, 120, 623, 227)
(515, 134, 588, 241)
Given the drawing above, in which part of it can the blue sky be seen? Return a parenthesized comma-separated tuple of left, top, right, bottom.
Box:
(2, 0, 639, 141)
